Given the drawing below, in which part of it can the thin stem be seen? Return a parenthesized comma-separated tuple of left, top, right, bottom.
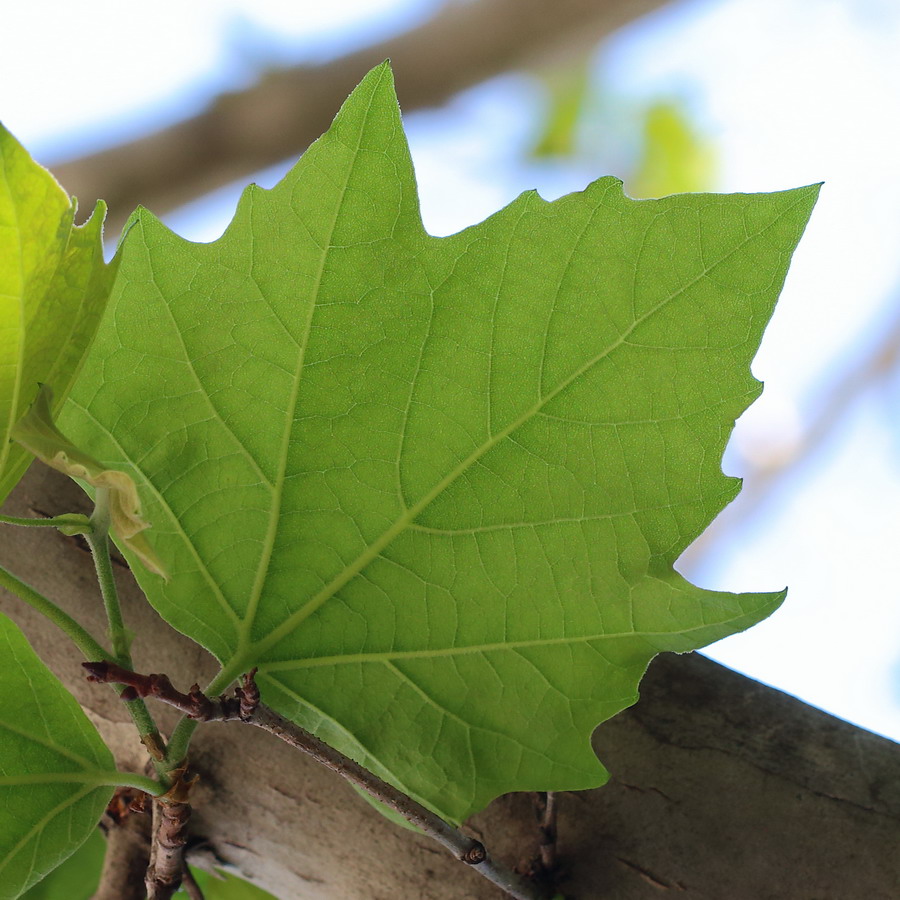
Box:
(164, 717, 199, 769)
(0, 559, 167, 771)
(533, 791, 559, 875)
(82, 663, 552, 900)
(81, 490, 167, 771)
(88, 488, 132, 666)
(0, 512, 92, 531)
(0, 563, 111, 660)
(111, 772, 165, 796)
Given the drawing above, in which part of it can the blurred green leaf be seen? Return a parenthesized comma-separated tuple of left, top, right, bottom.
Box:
(630, 100, 716, 198)
(532, 60, 592, 158)
(0, 613, 117, 899)
(191, 869, 277, 899)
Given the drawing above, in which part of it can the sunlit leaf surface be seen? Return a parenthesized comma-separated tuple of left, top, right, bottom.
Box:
(0, 124, 112, 504)
(62, 63, 818, 824)
(0, 614, 116, 898)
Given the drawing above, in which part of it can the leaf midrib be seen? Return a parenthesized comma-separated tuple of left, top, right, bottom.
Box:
(247, 191, 807, 661)
(236, 71, 384, 655)
(258, 598, 776, 672)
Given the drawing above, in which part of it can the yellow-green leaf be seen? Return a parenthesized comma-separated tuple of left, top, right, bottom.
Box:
(0, 613, 118, 899)
(0, 124, 113, 504)
(61, 64, 818, 824)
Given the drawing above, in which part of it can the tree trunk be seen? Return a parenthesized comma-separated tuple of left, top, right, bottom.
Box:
(2, 464, 899, 898)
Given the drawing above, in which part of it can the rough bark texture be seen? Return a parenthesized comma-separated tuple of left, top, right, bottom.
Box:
(3, 465, 900, 898)
(51, 0, 673, 232)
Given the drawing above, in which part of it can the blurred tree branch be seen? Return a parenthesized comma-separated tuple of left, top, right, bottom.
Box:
(52, 0, 673, 232)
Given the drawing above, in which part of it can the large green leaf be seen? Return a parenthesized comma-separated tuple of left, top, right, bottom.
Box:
(0, 123, 113, 504)
(0, 613, 119, 899)
(61, 63, 818, 824)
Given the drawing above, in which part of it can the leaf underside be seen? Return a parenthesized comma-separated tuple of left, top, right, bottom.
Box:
(62, 63, 818, 824)
(0, 124, 112, 505)
(0, 613, 115, 899)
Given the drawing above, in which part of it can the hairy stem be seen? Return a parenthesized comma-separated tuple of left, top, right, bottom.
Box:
(0, 563, 110, 659)
(87, 488, 168, 769)
(0, 512, 92, 531)
(163, 716, 199, 769)
(87, 488, 131, 666)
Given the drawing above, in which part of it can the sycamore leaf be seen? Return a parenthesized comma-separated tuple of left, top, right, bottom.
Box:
(0, 124, 113, 505)
(61, 63, 818, 824)
(0, 613, 119, 899)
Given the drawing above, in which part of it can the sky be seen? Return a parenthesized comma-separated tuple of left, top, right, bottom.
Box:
(4, 0, 900, 742)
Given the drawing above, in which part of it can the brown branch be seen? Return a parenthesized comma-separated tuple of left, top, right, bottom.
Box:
(83, 660, 252, 720)
(52, 0, 673, 232)
(144, 768, 196, 900)
(83, 662, 551, 900)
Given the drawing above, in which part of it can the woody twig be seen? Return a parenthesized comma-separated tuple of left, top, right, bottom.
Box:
(83, 662, 552, 900)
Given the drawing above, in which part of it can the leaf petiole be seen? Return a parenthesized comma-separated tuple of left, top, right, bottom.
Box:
(87, 487, 132, 666)
(0, 512, 93, 534)
(0, 563, 110, 660)
(0, 770, 163, 796)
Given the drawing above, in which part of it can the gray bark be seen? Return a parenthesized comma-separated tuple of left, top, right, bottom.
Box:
(2, 465, 899, 898)
(50, 0, 674, 233)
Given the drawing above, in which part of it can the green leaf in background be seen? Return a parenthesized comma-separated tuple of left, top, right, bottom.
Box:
(18, 829, 103, 900)
(18, 834, 277, 900)
(0, 123, 113, 504)
(531, 59, 592, 158)
(0, 613, 118, 899)
(187, 869, 277, 900)
(18, 831, 277, 900)
(629, 99, 716, 198)
(61, 63, 819, 824)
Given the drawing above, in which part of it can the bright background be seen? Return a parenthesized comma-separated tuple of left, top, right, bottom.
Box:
(4, 0, 900, 742)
